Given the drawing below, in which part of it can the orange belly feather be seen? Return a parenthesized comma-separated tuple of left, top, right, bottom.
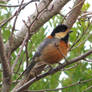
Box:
(40, 40, 69, 64)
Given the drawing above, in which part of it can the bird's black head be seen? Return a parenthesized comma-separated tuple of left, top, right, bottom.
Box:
(51, 24, 71, 43)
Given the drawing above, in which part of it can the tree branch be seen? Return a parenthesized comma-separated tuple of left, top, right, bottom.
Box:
(25, 78, 92, 92)
(0, 0, 39, 7)
(0, 29, 11, 92)
(64, 0, 85, 29)
(16, 48, 92, 92)
(0, 0, 10, 2)
(83, 85, 92, 92)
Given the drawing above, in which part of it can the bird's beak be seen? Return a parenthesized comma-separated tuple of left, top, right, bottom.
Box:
(68, 30, 73, 33)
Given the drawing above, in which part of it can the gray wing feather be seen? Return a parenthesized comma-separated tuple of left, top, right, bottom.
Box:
(33, 38, 60, 58)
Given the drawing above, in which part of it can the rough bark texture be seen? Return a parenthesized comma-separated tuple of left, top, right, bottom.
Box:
(64, 0, 85, 28)
(0, 30, 11, 92)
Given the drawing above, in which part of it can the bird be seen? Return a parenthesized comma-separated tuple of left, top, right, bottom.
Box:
(21, 24, 72, 76)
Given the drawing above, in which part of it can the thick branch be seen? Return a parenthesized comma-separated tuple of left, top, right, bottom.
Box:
(64, 0, 85, 28)
(0, 29, 11, 92)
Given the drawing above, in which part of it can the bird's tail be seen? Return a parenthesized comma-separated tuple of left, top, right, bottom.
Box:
(17, 60, 36, 80)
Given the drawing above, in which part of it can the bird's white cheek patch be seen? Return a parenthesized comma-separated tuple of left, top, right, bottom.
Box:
(55, 30, 69, 39)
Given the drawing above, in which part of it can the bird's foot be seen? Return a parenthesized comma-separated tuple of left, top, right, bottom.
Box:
(32, 70, 39, 79)
(65, 59, 69, 64)
(35, 72, 39, 79)
(48, 65, 53, 72)
(58, 63, 63, 66)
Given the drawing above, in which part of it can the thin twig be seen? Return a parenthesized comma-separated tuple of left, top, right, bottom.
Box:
(71, 26, 91, 50)
(11, 0, 40, 73)
(8, 0, 25, 58)
(0, 12, 17, 28)
(60, 0, 85, 24)
(0, 0, 39, 7)
(25, 43, 29, 67)
(11, 32, 29, 73)
(78, 12, 92, 20)
(15, 52, 25, 74)
(83, 85, 92, 92)
(83, 58, 92, 62)
(25, 78, 92, 92)
(11, 0, 24, 34)
(62, 63, 79, 71)
(0, 0, 39, 28)
(69, 21, 90, 51)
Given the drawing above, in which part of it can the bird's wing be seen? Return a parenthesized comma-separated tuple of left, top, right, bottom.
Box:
(33, 38, 60, 59)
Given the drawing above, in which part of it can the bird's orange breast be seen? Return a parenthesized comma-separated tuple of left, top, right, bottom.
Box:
(40, 40, 69, 64)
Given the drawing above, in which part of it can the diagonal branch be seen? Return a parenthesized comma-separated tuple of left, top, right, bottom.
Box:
(16, 48, 92, 92)
(26, 78, 92, 92)
(0, 0, 10, 2)
(64, 0, 85, 29)
(0, 0, 39, 7)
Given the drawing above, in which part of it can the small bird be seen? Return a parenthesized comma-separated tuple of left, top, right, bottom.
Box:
(22, 24, 72, 76)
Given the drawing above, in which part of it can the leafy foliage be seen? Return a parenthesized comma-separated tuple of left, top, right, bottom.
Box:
(0, 1, 92, 92)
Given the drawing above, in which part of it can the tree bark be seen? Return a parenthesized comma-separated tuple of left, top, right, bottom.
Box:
(0, 30, 11, 92)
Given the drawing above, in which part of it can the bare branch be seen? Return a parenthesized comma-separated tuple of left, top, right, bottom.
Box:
(0, 0, 39, 7)
(25, 78, 92, 92)
(8, 0, 25, 59)
(69, 21, 90, 51)
(83, 58, 92, 62)
(0, 0, 39, 28)
(0, 29, 11, 92)
(0, 12, 17, 28)
(78, 11, 92, 20)
(11, 0, 24, 34)
(64, 0, 85, 29)
(11, 32, 29, 73)
(83, 85, 92, 92)
(0, 0, 10, 2)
